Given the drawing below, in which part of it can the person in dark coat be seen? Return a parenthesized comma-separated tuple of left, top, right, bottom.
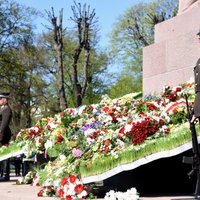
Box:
(0, 92, 12, 181)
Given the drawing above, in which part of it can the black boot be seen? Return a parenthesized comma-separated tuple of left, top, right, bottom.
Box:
(0, 175, 9, 181)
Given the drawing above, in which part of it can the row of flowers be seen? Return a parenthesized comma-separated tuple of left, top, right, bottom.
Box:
(13, 78, 195, 199)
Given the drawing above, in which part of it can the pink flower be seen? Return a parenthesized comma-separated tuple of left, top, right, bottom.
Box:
(72, 148, 83, 158)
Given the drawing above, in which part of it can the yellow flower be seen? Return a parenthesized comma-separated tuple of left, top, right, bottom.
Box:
(177, 107, 183, 112)
(51, 127, 66, 136)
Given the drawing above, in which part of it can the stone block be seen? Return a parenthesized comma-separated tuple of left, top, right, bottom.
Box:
(155, 2, 200, 44)
(143, 2, 200, 95)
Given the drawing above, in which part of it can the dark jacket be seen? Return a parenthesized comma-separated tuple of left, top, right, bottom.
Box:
(194, 58, 200, 93)
(0, 104, 12, 145)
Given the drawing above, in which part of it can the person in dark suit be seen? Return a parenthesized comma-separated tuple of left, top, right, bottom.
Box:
(0, 92, 12, 181)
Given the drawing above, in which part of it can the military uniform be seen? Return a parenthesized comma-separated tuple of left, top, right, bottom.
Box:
(0, 104, 12, 145)
(193, 58, 200, 117)
(0, 93, 12, 181)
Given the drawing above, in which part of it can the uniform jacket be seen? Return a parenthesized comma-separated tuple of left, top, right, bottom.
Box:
(194, 58, 200, 93)
(0, 104, 12, 145)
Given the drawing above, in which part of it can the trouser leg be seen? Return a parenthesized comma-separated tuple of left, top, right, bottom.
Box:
(14, 159, 21, 176)
(0, 161, 3, 176)
(2, 158, 10, 178)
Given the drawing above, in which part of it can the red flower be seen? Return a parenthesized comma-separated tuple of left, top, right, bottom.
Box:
(159, 119, 165, 126)
(168, 92, 177, 101)
(148, 103, 158, 111)
(46, 125, 51, 130)
(172, 108, 178, 113)
(75, 184, 84, 193)
(58, 188, 64, 197)
(103, 146, 109, 154)
(88, 105, 93, 111)
(65, 195, 72, 200)
(176, 87, 181, 92)
(68, 175, 76, 183)
(37, 189, 44, 197)
(39, 138, 43, 144)
(165, 127, 170, 134)
(102, 106, 109, 112)
(126, 117, 160, 145)
(36, 182, 40, 186)
(104, 139, 110, 146)
(61, 177, 68, 186)
(119, 126, 125, 134)
(56, 135, 64, 143)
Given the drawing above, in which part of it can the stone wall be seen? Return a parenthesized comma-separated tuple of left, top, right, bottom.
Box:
(142, 2, 200, 96)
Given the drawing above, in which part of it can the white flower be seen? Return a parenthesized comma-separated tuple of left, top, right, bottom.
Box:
(84, 128, 96, 136)
(59, 154, 66, 162)
(117, 116, 128, 123)
(86, 137, 95, 145)
(67, 183, 76, 196)
(77, 105, 86, 115)
(53, 179, 60, 187)
(77, 190, 87, 198)
(104, 187, 139, 200)
(35, 138, 41, 147)
(124, 124, 132, 133)
(47, 121, 59, 129)
(42, 179, 53, 187)
(30, 126, 39, 132)
(44, 140, 53, 150)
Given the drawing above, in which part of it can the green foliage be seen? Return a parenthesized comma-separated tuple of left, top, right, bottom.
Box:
(170, 111, 186, 125)
(0, 0, 38, 49)
(107, 0, 178, 97)
(0, 141, 20, 157)
(107, 74, 142, 99)
(47, 142, 67, 158)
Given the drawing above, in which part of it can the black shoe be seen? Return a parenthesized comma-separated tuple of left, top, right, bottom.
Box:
(0, 176, 10, 182)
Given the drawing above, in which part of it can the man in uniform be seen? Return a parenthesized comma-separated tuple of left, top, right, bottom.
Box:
(0, 92, 12, 181)
(191, 32, 200, 123)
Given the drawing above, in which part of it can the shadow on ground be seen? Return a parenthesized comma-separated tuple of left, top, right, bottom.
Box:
(95, 148, 197, 198)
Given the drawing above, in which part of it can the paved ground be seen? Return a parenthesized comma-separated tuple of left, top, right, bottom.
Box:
(0, 175, 53, 200)
(0, 175, 196, 200)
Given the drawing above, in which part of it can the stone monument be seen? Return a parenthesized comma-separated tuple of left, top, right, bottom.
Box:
(178, 0, 198, 14)
(142, 0, 200, 96)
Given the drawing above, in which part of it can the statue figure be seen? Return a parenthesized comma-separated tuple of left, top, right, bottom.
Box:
(178, 0, 198, 14)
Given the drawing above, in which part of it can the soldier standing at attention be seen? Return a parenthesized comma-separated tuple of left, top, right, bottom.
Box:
(0, 92, 12, 181)
(191, 32, 200, 123)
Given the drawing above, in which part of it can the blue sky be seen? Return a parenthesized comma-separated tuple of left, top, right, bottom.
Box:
(16, 0, 153, 48)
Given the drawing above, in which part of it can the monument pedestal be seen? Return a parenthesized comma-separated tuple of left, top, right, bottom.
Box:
(143, 2, 200, 95)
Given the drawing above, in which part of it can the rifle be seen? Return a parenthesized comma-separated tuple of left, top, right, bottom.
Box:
(183, 94, 200, 199)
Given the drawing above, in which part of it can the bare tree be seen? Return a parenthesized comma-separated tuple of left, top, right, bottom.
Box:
(70, 1, 97, 107)
(46, 8, 67, 111)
